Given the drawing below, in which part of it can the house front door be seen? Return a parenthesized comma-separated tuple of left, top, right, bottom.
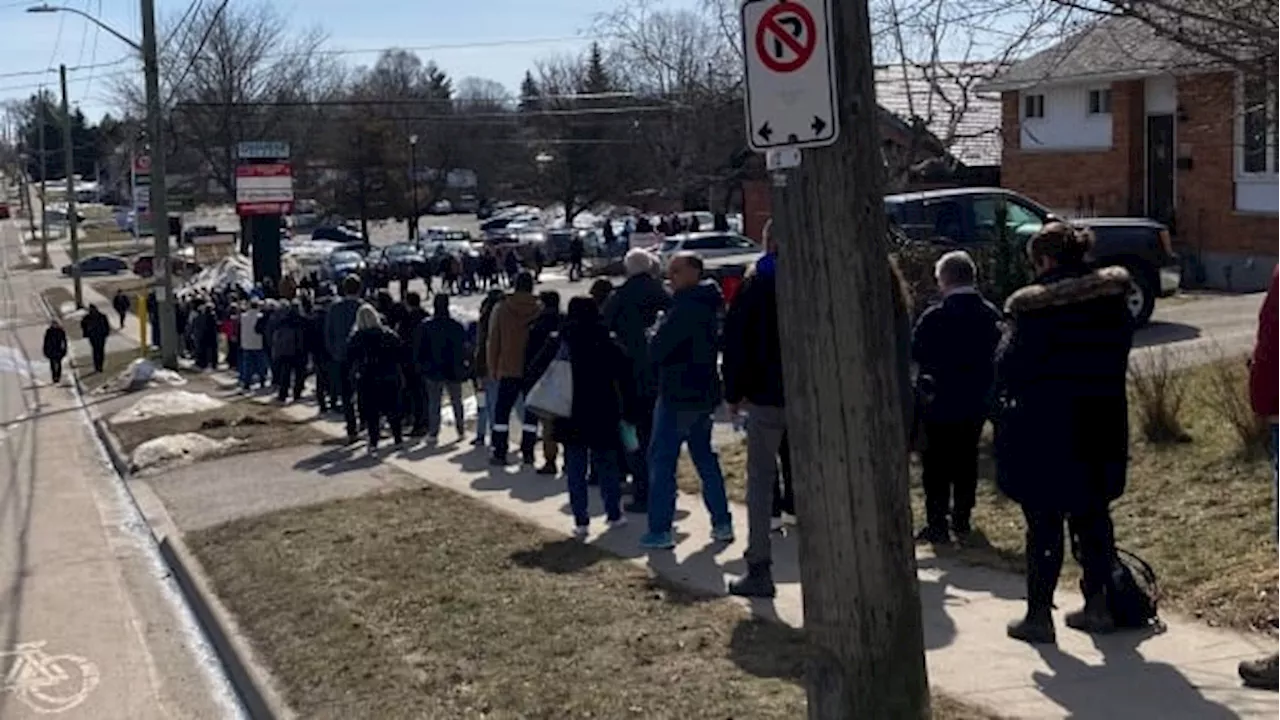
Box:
(1146, 114, 1175, 227)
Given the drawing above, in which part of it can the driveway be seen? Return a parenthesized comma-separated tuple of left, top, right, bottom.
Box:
(1133, 291, 1265, 369)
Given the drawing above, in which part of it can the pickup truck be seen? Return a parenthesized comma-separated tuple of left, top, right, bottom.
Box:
(884, 187, 1179, 325)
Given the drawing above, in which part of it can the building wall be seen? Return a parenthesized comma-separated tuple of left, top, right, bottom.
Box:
(1018, 84, 1113, 149)
(1001, 80, 1145, 217)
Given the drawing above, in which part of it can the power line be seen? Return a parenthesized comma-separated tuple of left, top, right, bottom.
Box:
(164, 0, 230, 107)
(45, 8, 65, 67)
(0, 56, 132, 80)
(162, 0, 205, 56)
(81, 0, 103, 97)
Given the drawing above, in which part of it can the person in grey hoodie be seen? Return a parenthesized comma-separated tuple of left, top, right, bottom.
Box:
(639, 252, 733, 550)
(324, 274, 366, 442)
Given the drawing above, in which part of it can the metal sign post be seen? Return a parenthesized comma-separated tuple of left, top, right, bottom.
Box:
(741, 0, 840, 152)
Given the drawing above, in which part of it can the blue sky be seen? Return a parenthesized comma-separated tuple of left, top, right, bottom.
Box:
(0, 0, 670, 121)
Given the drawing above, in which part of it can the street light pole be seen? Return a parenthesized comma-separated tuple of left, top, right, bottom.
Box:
(408, 134, 418, 242)
(60, 64, 82, 307)
(37, 109, 49, 269)
(140, 0, 177, 369)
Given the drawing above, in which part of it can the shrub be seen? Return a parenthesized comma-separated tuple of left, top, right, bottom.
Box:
(1200, 350, 1269, 456)
(1128, 348, 1192, 444)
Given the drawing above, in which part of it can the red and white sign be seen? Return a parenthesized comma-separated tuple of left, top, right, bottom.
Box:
(236, 162, 294, 216)
(133, 154, 152, 174)
(741, 0, 839, 151)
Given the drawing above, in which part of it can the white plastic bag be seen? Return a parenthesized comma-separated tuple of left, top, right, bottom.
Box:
(526, 342, 573, 419)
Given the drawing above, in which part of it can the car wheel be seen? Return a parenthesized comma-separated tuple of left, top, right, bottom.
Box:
(1125, 266, 1156, 326)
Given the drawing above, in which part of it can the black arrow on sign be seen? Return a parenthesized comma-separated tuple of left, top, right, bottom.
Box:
(758, 122, 773, 141)
(811, 116, 827, 135)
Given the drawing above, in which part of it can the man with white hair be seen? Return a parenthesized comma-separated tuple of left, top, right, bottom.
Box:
(602, 248, 670, 512)
(911, 249, 1002, 544)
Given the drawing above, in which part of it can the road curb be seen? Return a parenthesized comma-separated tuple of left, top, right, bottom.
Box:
(39, 294, 292, 720)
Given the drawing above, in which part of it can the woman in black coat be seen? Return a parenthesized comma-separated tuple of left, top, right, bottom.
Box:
(346, 304, 406, 452)
(996, 222, 1135, 645)
(528, 297, 636, 539)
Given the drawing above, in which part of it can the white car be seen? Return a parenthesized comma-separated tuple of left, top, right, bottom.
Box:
(656, 232, 761, 267)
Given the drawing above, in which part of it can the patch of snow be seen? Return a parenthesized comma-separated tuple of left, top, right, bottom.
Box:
(112, 390, 226, 423)
(130, 433, 242, 473)
(99, 358, 188, 394)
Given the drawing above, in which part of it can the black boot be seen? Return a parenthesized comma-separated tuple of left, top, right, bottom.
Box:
(490, 430, 509, 465)
(1006, 608, 1056, 645)
(950, 512, 972, 538)
(728, 563, 776, 598)
(519, 432, 537, 465)
(536, 462, 557, 476)
(914, 524, 950, 544)
(1064, 594, 1115, 635)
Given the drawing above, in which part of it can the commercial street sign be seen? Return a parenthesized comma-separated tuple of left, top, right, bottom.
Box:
(235, 162, 294, 216)
(235, 141, 291, 160)
(741, 0, 840, 151)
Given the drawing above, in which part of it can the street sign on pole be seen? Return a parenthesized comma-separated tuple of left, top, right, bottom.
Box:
(741, 0, 839, 152)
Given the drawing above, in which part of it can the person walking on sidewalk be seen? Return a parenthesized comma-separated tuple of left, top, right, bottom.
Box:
(526, 291, 563, 474)
(80, 304, 111, 374)
(911, 250, 1002, 544)
(325, 275, 366, 443)
(42, 319, 67, 384)
(640, 252, 734, 549)
(112, 289, 130, 329)
(723, 225, 785, 597)
(527, 297, 635, 539)
(413, 293, 470, 443)
(996, 224, 1134, 645)
(486, 272, 542, 465)
(347, 304, 405, 453)
(567, 233, 585, 282)
(602, 248, 669, 513)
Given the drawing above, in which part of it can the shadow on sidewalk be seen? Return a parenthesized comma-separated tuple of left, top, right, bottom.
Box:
(292, 443, 378, 475)
(1032, 630, 1239, 719)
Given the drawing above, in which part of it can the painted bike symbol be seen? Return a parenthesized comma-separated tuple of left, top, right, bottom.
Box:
(2, 642, 101, 714)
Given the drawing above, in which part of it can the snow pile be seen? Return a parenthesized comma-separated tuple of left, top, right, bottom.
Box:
(130, 433, 242, 473)
(181, 254, 255, 297)
(100, 358, 188, 393)
(111, 390, 226, 423)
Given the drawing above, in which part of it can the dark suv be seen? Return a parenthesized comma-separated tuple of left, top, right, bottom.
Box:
(884, 187, 1180, 325)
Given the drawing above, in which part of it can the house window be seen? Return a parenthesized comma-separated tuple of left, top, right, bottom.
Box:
(1088, 88, 1112, 115)
(1024, 94, 1045, 119)
(1241, 74, 1278, 175)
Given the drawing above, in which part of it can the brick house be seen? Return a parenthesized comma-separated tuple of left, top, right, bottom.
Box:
(980, 17, 1277, 291)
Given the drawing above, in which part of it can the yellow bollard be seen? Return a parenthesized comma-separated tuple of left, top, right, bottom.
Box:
(136, 293, 148, 356)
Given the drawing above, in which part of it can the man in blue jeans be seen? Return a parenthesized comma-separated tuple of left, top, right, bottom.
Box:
(640, 252, 734, 549)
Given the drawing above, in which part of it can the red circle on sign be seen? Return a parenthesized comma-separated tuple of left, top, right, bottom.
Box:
(754, 2, 817, 74)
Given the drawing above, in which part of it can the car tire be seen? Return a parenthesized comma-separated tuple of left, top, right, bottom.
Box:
(1124, 266, 1156, 327)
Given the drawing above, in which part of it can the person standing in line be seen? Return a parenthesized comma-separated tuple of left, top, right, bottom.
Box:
(525, 291, 563, 474)
(324, 275, 366, 443)
(472, 289, 504, 447)
(42, 320, 67, 384)
(238, 300, 269, 390)
(526, 297, 635, 539)
(80, 304, 111, 375)
(486, 272, 542, 465)
(911, 250, 1003, 544)
(193, 301, 218, 370)
(639, 252, 734, 549)
(305, 296, 331, 413)
(588, 278, 613, 308)
(346, 304, 405, 453)
(271, 301, 309, 403)
(602, 248, 669, 513)
(112, 289, 130, 328)
(398, 292, 429, 435)
(722, 221, 784, 597)
(414, 293, 470, 443)
(997, 224, 1134, 645)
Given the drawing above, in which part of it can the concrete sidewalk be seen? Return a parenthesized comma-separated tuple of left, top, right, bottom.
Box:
(273, 400, 1275, 719)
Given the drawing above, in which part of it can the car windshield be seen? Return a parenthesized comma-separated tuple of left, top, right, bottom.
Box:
(331, 251, 361, 263)
(386, 244, 416, 257)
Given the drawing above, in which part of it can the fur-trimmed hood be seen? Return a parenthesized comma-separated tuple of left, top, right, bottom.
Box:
(1004, 265, 1131, 316)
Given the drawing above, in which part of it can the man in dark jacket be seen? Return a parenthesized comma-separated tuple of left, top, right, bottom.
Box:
(324, 275, 366, 441)
(42, 320, 68, 383)
(398, 292, 429, 434)
(996, 223, 1134, 645)
(567, 234, 585, 282)
(911, 250, 1003, 544)
(722, 232, 784, 597)
(192, 301, 218, 370)
(525, 291, 562, 473)
(271, 303, 309, 402)
(306, 298, 332, 412)
(414, 293, 470, 442)
(80, 304, 111, 373)
(602, 249, 669, 511)
(487, 272, 542, 465)
(112, 289, 130, 328)
(640, 252, 733, 549)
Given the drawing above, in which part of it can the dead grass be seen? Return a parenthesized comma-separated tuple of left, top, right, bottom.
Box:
(110, 398, 325, 456)
(188, 483, 999, 720)
(679, 359, 1277, 634)
(78, 225, 143, 254)
(1129, 348, 1192, 444)
(92, 277, 152, 299)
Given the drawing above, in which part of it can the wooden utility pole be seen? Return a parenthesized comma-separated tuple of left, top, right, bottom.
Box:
(769, 0, 930, 716)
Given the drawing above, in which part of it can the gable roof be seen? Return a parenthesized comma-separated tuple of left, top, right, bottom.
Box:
(979, 17, 1212, 92)
(875, 62, 1006, 167)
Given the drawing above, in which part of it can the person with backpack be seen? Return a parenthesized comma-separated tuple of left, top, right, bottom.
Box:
(995, 224, 1135, 645)
(271, 301, 309, 402)
(42, 320, 67, 384)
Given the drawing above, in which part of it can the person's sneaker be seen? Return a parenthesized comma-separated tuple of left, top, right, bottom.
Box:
(728, 564, 776, 598)
(914, 525, 951, 544)
(489, 453, 508, 466)
(711, 523, 735, 543)
(639, 531, 675, 550)
(471, 435, 486, 447)
(1238, 653, 1279, 690)
(408, 426, 427, 438)
(572, 525, 589, 541)
(426, 434, 438, 444)
(951, 517, 972, 538)
(536, 463, 558, 476)
(521, 451, 536, 465)
(1006, 613, 1056, 645)
(607, 516, 629, 529)
(770, 516, 785, 532)
(623, 500, 648, 514)
(782, 512, 798, 526)
(1064, 602, 1116, 635)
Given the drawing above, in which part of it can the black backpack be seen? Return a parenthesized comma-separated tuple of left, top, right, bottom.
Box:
(1106, 548, 1160, 629)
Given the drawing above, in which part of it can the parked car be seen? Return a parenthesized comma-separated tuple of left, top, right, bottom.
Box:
(655, 232, 761, 268)
(320, 250, 367, 282)
(368, 242, 427, 286)
(133, 253, 201, 278)
(545, 228, 603, 263)
(63, 254, 128, 276)
(883, 187, 1180, 325)
(428, 198, 453, 215)
(455, 194, 479, 214)
(310, 225, 364, 244)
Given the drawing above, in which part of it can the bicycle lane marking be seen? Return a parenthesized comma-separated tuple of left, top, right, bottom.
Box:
(2, 641, 101, 714)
